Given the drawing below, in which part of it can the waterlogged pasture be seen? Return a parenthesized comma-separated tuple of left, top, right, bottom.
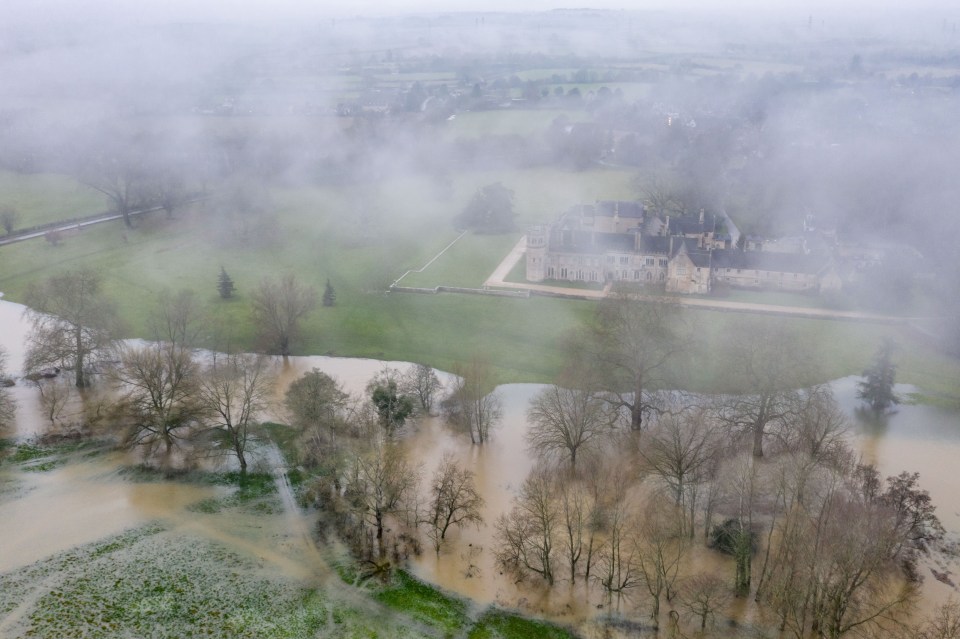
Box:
(0, 434, 563, 638)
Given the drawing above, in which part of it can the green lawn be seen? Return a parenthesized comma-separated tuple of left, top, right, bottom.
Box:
(0, 169, 626, 382)
(468, 609, 577, 639)
(1, 168, 957, 398)
(399, 232, 521, 288)
(371, 569, 577, 639)
(505, 255, 527, 284)
(0, 171, 106, 231)
(690, 289, 827, 309)
(374, 570, 471, 635)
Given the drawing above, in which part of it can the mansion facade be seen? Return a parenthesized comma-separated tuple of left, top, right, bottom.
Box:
(526, 201, 840, 295)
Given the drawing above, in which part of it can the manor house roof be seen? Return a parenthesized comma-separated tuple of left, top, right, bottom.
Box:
(548, 229, 635, 254)
(670, 211, 718, 236)
(712, 249, 828, 274)
(596, 200, 644, 219)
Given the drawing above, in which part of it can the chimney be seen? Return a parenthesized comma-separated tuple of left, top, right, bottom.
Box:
(699, 208, 705, 224)
(664, 215, 670, 235)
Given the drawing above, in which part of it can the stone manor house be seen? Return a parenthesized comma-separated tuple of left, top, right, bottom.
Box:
(525, 201, 842, 295)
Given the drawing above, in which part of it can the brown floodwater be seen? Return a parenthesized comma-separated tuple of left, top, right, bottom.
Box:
(1, 298, 959, 630)
(0, 453, 222, 573)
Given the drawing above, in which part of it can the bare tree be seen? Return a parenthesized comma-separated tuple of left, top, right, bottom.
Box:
(753, 452, 823, 607)
(24, 269, 118, 387)
(756, 461, 933, 638)
(111, 340, 204, 467)
(75, 132, 153, 228)
(717, 321, 814, 458)
(581, 294, 686, 430)
(636, 495, 689, 624)
(637, 404, 721, 538)
(679, 574, 730, 632)
(557, 479, 594, 585)
(421, 453, 484, 553)
(444, 356, 501, 444)
(716, 453, 765, 596)
(344, 437, 420, 546)
(634, 170, 686, 216)
(402, 363, 443, 415)
(249, 274, 317, 357)
(495, 466, 558, 585)
(594, 476, 644, 603)
(526, 384, 616, 469)
(34, 378, 71, 426)
(580, 457, 619, 585)
(916, 601, 960, 639)
(198, 353, 274, 474)
(783, 385, 848, 466)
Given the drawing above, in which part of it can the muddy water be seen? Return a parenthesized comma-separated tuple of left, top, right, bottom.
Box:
(400, 376, 960, 623)
(2, 298, 960, 627)
(400, 385, 572, 613)
(0, 455, 221, 573)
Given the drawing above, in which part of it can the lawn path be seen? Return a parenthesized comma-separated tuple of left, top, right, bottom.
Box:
(391, 230, 468, 287)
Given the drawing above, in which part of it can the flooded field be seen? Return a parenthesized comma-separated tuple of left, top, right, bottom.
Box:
(1, 297, 959, 635)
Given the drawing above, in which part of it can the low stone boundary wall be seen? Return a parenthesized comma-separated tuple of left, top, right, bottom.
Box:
(389, 285, 531, 299)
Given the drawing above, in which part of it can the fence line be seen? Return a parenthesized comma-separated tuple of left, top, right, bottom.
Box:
(389, 285, 532, 299)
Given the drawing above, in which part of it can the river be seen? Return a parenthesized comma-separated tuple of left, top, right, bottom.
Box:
(0, 298, 958, 631)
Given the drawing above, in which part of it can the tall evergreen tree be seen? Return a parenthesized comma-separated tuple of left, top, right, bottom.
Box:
(857, 339, 900, 412)
(322, 278, 336, 307)
(217, 267, 235, 299)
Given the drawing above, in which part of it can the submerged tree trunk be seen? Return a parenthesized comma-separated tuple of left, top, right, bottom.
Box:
(74, 325, 86, 387)
(236, 441, 247, 474)
(734, 528, 752, 596)
(752, 395, 771, 458)
(752, 425, 764, 458)
(631, 374, 644, 430)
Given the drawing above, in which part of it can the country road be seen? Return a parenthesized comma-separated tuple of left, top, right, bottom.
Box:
(0, 203, 180, 248)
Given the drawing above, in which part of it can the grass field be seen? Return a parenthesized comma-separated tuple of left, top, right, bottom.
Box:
(399, 232, 521, 288)
(0, 436, 577, 639)
(0, 511, 576, 639)
(0, 171, 106, 231)
(0, 166, 957, 399)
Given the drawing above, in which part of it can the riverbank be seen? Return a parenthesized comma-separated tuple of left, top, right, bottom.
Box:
(2, 183, 958, 401)
(2, 307, 959, 637)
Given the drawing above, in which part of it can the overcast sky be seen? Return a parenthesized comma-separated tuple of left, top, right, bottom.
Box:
(4, 0, 957, 27)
